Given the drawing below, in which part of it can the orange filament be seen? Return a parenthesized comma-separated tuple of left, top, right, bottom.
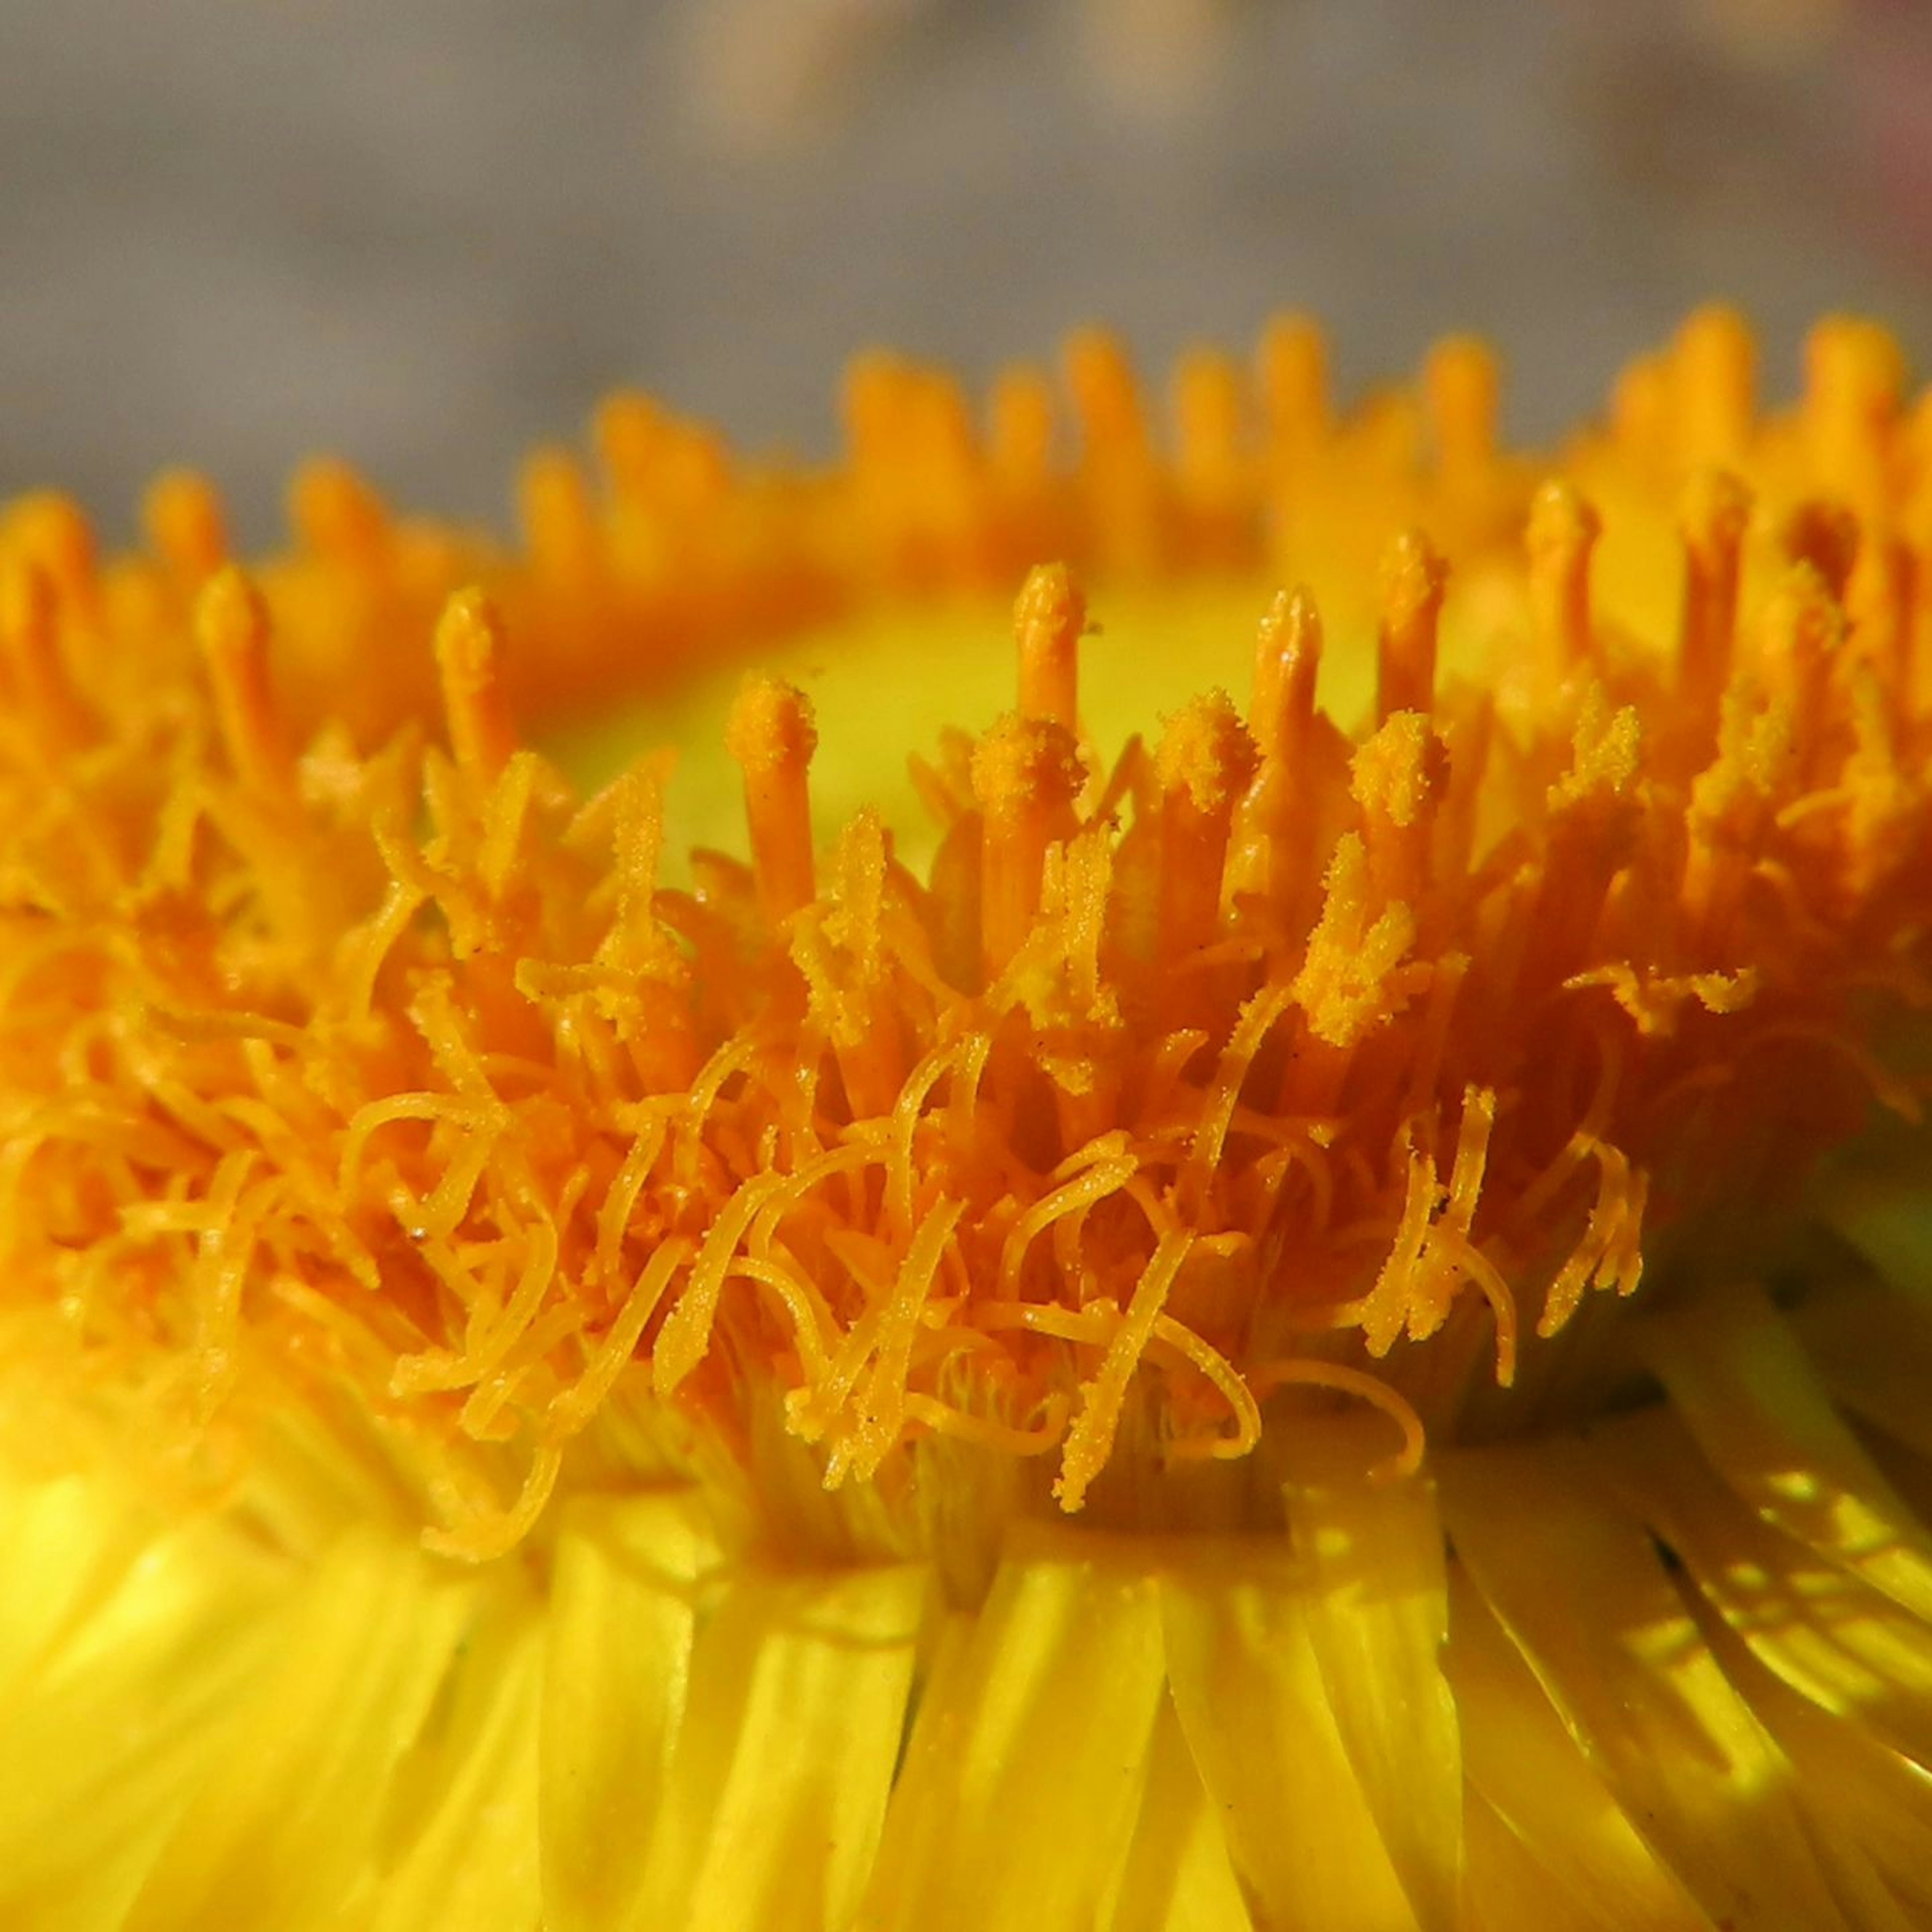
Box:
(1805, 313, 1904, 515)
(1674, 302, 1757, 469)
(1258, 311, 1330, 452)
(1351, 710, 1445, 916)
(1525, 481, 1599, 670)
(434, 587, 518, 779)
(1013, 561, 1086, 729)
(1424, 335, 1498, 488)
(1376, 529, 1447, 723)
(726, 673, 819, 924)
(197, 568, 294, 799)
(519, 446, 603, 586)
(988, 364, 1057, 491)
(1157, 691, 1257, 974)
(1676, 467, 1753, 721)
(290, 456, 390, 564)
(973, 713, 1083, 977)
(1173, 346, 1249, 556)
(0, 560, 89, 749)
(1055, 1226, 1195, 1511)
(1781, 498, 1860, 601)
(1249, 1356, 1426, 1481)
(143, 468, 230, 584)
(1237, 586, 1325, 922)
(3, 491, 97, 614)
(1248, 585, 1320, 765)
(1064, 327, 1149, 456)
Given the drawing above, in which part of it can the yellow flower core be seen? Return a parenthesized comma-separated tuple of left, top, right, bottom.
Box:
(3, 307, 1932, 1930)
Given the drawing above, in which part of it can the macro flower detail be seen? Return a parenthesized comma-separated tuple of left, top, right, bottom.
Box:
(1, 306, 1930, 1929)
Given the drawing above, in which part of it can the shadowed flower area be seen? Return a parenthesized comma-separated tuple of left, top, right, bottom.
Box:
(2, 308, 1931, 1929)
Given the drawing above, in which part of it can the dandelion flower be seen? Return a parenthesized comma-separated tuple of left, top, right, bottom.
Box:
(3, 307, 1931, 1931)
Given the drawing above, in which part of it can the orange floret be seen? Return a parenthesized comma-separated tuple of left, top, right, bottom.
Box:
(2, 311, 1929, 1559)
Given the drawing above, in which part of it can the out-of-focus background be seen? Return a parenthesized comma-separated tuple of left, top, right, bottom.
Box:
(4, 0, 1929, 542)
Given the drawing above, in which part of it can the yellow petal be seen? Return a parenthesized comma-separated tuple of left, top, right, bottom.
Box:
(539, 1489, 721, 1930)
(631, 1560, 925, 1932)
(1443, 1566, 1710, 1930)
(865, 1528, 1166, 1931)
(351, 1587, 545, 1931)
(123, 1529, 478, 1931)
(1284, 1434, 1462, 1932)
(1441, 1440, 1852, 1929)
(1103, 1698, 1254, 1932)
(1161, 1539, 1415, 1930)
(1639, 1286, 1932, 1623)
(0, 1475, 291, 1931)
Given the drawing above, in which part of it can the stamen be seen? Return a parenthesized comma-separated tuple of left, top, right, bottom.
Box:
(1250, 1356, 1425, 1478)
(1525, 480, 1600, 670)
(1013, 561, 1086, 729)
(289, 458, 389, 562)
(1845, 528, 1908, 691)
(1249, 585, 1321, 768)
(1066, 329, 1161, 574)
(433, 587, 518, 781)
(988, 364, 1056, 489)
(1673, 303, 1756, 469)
(1905, 485, 1932, 713)
(1291, 832, 1417, 1058)
(726, 673, 819, 925)
(1352, 710, 1445, 913)
(1424, 335, 1498, 489)
(1157, 692, 1257, 981)
(3, 492, 97, 613)
(911, 368, 978, 480)
(1781, 500, 1859, 602)
(1055, 1226, 1194, 1511)
(1526, 737, 1619, 993)
(1064, 327, 1149, 454)
(1239, 586, 1325, 924)
(142, 469, 229, 583)
(1759, 561, 1842, 781)
(1610, 352, 1671, 475)
(973, 712, 1082, 977)
(1376, 529, 1448, 724)
(518, 447, 602, 585)
(1174, 349, 1243, 464)
(1257, 311, 1330, 454)
(1173, 346, 1248, 554)
(595, 391, 665, 499)
(1676, 468, 1752, 720)
(1804, 315, 1904, 515)
(0, 559, 89, 747)
(652, 418, 732, 516)
(196, 567, 293, 799)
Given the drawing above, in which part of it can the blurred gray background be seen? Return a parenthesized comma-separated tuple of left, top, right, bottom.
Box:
(4, 0, 1930, 545)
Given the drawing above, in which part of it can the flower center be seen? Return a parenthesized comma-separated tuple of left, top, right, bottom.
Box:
(2, 309, 1926, 1576)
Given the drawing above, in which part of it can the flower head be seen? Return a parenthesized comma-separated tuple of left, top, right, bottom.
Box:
(3, 307, 1930, 1928)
